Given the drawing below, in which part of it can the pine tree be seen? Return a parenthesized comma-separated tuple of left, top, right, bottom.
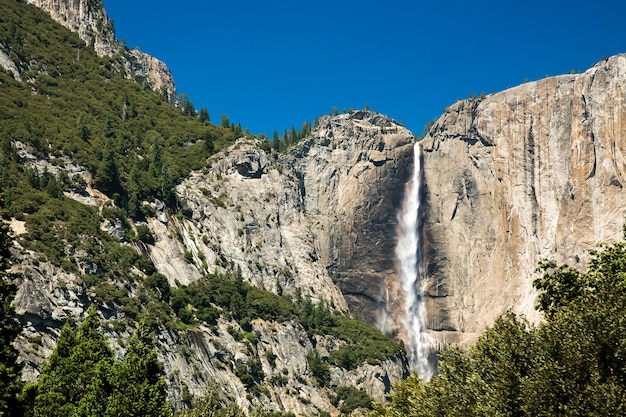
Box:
(0, 221, 23, 416)
(272, 130, 281, 152)
(94, 147, 119, 193)
(199, 108, 210, 123)
(105, 324, 171, 417)
(220, 113, 230, 128)
(33, 305, 114, 417)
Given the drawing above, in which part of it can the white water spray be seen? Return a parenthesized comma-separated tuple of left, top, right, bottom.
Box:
(395, 141, 433, 381)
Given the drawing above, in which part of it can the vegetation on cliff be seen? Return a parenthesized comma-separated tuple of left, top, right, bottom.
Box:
(29, 305, 170, 417)
(0, 2, 403, 415)
(0, 221, 22, 416)
(371, 234, 626, 416)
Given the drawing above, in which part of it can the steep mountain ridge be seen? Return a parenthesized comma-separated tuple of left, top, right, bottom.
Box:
(25, 0, 177, 101)
(421, 54, 626, 345)
(11, 113, 412, 413)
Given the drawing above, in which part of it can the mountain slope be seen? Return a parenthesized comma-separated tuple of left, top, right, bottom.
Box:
(25, 0, 177, 100)
(1, 1, 410, 414)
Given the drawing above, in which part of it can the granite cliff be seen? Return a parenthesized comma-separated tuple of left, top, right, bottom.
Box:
(420, 54, 626, 345)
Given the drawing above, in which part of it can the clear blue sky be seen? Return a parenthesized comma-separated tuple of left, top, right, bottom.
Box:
(103, 1, 626, 137)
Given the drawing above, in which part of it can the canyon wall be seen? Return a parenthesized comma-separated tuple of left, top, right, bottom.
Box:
(421, 54, 626, 344)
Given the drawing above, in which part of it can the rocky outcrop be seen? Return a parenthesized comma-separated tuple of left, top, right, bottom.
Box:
(421, 54, 626, 344)
(293, 112, 416, 325)
(26, 0, 118, 57)
(123, 48, 177, 101)
(173, 137, 347, 306)
(26, 0, 176, 101)
(0, 49, 21, 81)
(171, 112, 416, 319)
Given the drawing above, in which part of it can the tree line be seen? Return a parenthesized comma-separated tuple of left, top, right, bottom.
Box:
(371, 231, 626, 416)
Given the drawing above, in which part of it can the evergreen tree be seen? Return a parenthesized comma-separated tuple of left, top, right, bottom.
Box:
(33, 305, 114, 417)
(220, 113, 230, 129)
(199, 108, 210, 123)
(0, 221, 23, 416)
(76, 114, 90, 141)
(105, 324, 171, 417)
(183, 100, 195, 117)
(94, 147, 119, 193)
(33, 309, 172, 416)
(272, 130, 281, 152)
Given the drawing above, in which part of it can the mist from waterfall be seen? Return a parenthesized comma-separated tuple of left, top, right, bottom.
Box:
(395, 141, 434, 381)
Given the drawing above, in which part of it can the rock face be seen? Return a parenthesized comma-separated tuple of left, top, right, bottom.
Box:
(26, 0, 177, 101)
(421, 54, 626, 344)
(0, 49, 21, 80)
(293, 112, 416, 325)
(174, 137, 350, 308)
(171, 111, 416, 317)
(26, 0, 118, 57)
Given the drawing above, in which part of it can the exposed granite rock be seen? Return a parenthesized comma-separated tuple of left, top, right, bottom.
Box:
(173, 112, 417, 325)
(292, 111, 415, 328)
(145, 210, 203, 286)
(421, 54, 626, 345)
(0, 49, 21, 80)
(26, 0, 118, 57)
(26, 0, 177, 101)
(174, 138, 348, 308)
(123, 48, 177, 101)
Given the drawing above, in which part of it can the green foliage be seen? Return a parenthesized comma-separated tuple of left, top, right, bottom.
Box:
(0, 221, 23, 416)
(372, 237, 626, 417)
(533, 260, 587, 318)
(134, 224, 155, 244)
(272, 120, 313, 153)
(199, 108, 210, 124)
(32, 307, 171, 416)
(170, 272, 296, 326)
(104, 324, 172, 417)
(175, 386, 244, 417)
(234, 357, 265, 392)
(331, 386, 373, 414)
(145, 273, 171, 302)
(325, 315, 404, 370)
(33, 305, 114, 417)
(306, 350, 330, 388)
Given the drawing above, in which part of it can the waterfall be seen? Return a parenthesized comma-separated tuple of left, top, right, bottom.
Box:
(395, 141, 434, 381)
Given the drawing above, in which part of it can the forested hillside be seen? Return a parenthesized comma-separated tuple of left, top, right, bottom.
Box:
(0, 1, 407, 415)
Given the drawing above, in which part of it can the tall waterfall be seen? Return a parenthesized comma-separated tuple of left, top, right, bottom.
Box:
(395, 141, 433, 380)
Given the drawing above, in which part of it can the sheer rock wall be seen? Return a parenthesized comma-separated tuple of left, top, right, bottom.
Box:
(421, 54, 626, 344)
